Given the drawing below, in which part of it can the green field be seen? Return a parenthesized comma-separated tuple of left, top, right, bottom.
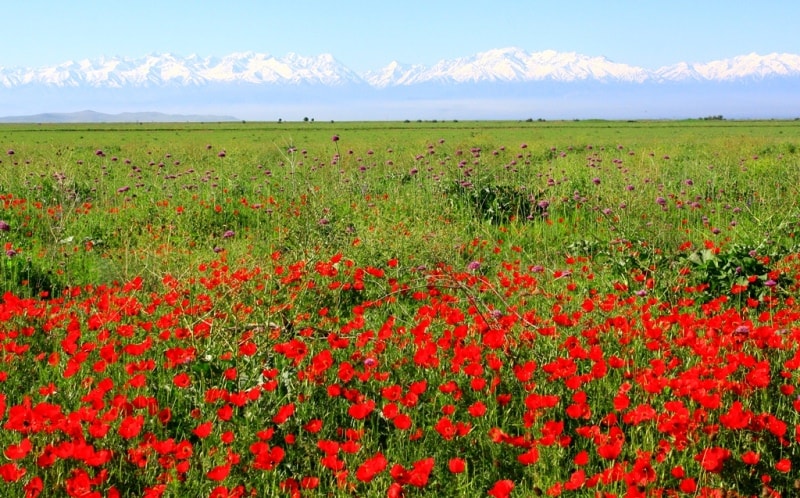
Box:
(2, 119, 800, 295)
(0, 120, 799, 497)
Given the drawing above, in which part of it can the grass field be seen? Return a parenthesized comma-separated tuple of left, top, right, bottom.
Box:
(0, 119, 799, 497)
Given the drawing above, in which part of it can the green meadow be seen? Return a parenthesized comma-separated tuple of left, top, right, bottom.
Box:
(3, 119, 800, 296)
(0, 119, 799, 497)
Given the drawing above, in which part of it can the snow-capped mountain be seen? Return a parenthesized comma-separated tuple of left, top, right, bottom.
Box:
(365, 48, 652, 86)
(195, 52, 364, 85)
(0, 52, 364, 88)
(361, 61, 429, 88)
(2, 48, 799, 89)
(1, 48, 799, 121)
(653, 52, 800, 82)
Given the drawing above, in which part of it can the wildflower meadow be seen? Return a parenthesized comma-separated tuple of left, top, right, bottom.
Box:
(0, 119, 800, 497)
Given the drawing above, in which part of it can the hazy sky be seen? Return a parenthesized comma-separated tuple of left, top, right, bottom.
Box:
(4, 0, 798, 72)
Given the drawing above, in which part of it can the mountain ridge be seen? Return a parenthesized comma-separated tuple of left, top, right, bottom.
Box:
(2, 48, 799, 89)
(1, 48, 798, 121)
(0, 110, 240, 123)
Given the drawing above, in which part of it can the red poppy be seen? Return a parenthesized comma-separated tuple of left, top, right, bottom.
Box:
(172, 372, 191, 388)
(719, 401, 751, 430)
(4, 437, 32, 460)
(23, 475, 43, 497)
(272, 403, 295, 425)
(679, 478, 697, 493)
(467, 401, 487, 417)
(596, 427, 624, 460)
(626, 452, 656, 487)
(448, 458, 466, 474)
(299, 476, 319, 489)
(745, 360, 771, 388)
(517, 446, 539, 465)
(393, 413, 412, 430)
(348, 399, 375, 420)
(487, 479, 514, 498)
(574, 450, 589, 466)
(434, 417, 457, 440)
(387, 482, 404, 498)
(217, 404, 234, 421)
(694, 447, 731, 473)
(118, 415, 144, 439)
(317, 440, 339, 455)
(564, 469, 586, 491)
(406, 457, 434, 487)
(252, 444, 285, 471)
(355, 453, 387, 482)
(207, 464, 231, 481)
(193, 422, 214, 439)
(0, 462, 26, 482)
(741, 451, 760, 465)
(320, 454, 345, 471)
(304, 419, 323, 433)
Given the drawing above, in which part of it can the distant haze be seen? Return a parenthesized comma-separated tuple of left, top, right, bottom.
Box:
(1, 48, 799, 121)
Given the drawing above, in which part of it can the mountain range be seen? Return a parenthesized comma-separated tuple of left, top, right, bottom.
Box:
(1, 48, 799, 121)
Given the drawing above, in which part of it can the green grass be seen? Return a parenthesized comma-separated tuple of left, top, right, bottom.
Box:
(0, 120, 799, 497)
(2, 119, 799, 298)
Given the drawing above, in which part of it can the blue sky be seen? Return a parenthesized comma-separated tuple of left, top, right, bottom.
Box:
(3, 0, 799, 72)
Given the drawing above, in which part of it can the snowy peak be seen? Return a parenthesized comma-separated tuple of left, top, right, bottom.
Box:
(438, 47, 650, 83)
(0, 52, 365, 88)
(655, 52, 800, 81)
(365, 47, 661, 86)
(362, 61, 429, 88)
(1, 49, 800, 89)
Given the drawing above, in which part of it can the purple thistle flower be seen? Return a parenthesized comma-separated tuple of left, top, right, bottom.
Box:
(0, 220, 9, 232)
(733, 325, 750, 336)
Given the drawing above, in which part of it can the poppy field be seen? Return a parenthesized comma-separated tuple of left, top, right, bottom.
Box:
(1, 119, 800, 497)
